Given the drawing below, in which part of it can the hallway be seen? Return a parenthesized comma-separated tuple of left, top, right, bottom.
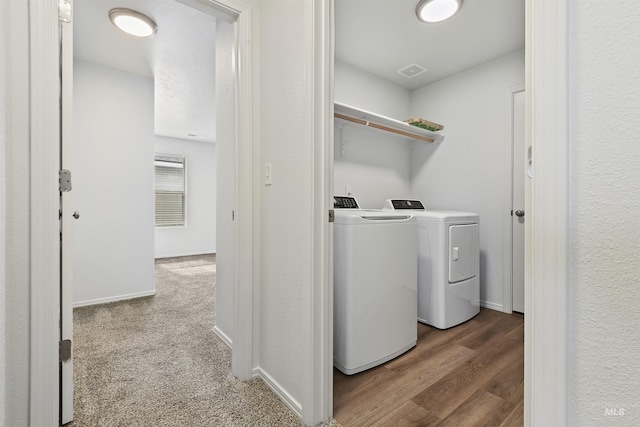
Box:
(70, 255, 316, 426)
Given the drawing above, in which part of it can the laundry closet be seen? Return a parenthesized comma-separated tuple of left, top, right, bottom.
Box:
(332, 3, 526, 424)
(333, 5, 525, 424)
(333, 49, 525, 314)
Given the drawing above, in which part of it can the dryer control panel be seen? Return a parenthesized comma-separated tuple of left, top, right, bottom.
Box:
(386, 199, 426, 210)
(334, 196, 359, 209)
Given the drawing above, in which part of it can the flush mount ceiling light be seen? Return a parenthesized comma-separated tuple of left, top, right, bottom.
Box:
(109, 8, 157, 38)
(416, 0, 463, 23)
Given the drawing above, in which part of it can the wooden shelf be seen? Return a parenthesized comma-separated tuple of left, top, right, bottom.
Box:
(334, 102, 444, 143)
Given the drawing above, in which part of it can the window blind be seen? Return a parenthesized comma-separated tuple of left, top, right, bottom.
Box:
(154, 154, 185, 227)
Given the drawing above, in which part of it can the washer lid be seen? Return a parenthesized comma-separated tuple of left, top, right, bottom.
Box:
(414, 210, 479, 223)
(383, 199, 478, 222)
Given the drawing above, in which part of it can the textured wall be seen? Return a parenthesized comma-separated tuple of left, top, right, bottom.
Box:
(257, 0, 313, 408)
(568, 1, 640, 425)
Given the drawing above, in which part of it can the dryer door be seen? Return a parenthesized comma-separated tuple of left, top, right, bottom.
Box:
(448, 223, 479, 283)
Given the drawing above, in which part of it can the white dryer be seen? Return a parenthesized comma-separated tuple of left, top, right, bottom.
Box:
(383, 199, 480, 329)
(333, 196, 417, 375)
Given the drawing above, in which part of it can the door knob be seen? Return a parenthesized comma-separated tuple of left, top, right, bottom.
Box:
(72, 210, 80, 219)
(515, 209, 525, 217)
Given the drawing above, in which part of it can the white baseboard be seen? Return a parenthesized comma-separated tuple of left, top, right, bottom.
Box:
(213, 326, 232, 348)
(481, 300, 505, 312)
(154, 251, 216, 259)
(252, 367, 302, 419)
(72, 290, 156, 308)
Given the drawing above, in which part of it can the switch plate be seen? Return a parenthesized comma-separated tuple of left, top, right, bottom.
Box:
(265, 163, 272, 186)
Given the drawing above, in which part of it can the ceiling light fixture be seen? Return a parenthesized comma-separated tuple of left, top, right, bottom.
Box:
(416, 0, 463, 23)
(109, 8, 157, 38)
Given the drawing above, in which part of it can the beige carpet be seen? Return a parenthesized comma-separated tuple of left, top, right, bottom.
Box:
(70, 254, 339, 426)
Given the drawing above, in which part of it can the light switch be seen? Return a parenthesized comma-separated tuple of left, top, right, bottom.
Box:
(265, 163, 272, 186)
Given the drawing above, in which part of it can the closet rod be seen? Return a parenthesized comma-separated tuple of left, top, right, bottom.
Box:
(334, 112, 435, 143)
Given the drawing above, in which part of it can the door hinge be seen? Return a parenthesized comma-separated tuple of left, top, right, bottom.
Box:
(58, 0, 72, 23)
(60, 339, 72, 363)
(329, 209, 335, 223)
(59, 169, 72, 192)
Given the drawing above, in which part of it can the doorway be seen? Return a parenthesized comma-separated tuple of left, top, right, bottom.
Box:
(329, 1, 570, 424)
(55, 2, 253, 421)
(65, 1, 234, 422)
(332, 0, 526, 424)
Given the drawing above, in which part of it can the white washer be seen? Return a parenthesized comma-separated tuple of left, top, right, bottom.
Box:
(333, 196, 417, 375)
(383, 199, 480, 329)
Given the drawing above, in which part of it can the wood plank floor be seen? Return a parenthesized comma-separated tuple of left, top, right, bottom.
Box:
(333, 308, 524, 427)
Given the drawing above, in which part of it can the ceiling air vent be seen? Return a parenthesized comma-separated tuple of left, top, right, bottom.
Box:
(397, 63, 427, 79)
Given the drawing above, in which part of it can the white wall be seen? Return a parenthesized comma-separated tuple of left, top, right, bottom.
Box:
(335, 59, 412, 119)
(334, 125, 412, 209)
(568, 2, 640, 425)
(154, 137, 217, 258)
(410, 50, 525, 309)
(257, 0, 316, 412)
(72, 60, 156, 306)
(334, 61, 413, 208)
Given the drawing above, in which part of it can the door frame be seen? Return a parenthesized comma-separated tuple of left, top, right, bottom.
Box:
(28, 0, 254, 421)
(524, 0, 569, 424)
(304, 0, 334, 423)
(502, 84, 525, 315)
(190, 0, 256, 383)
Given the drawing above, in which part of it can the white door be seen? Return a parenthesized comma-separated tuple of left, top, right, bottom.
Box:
(512, 90, 526, 313)
(60, 0, 75, 422)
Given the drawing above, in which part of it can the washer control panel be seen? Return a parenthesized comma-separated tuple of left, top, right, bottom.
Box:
(334, 196, 360, 209)
(389, 199, 425, 210)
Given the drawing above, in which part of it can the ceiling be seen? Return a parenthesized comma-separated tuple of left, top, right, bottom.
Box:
(73, 0, 525, 141)
(335, 0, 525, 90)
(74, 0, 217, 143)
